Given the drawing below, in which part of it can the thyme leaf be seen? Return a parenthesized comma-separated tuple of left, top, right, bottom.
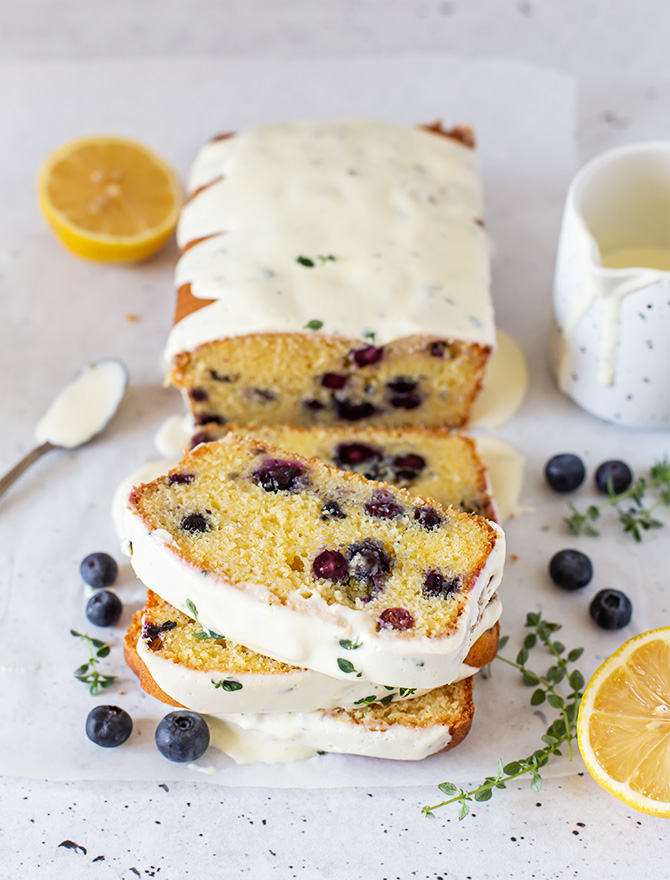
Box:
(337, 657, 363, 677)
(422, 612, 584, 820)
(564, 458, 670, 540)
(212, 678, 243, 691)
(185, 599, 225, 641)
(70, 629, 116, 696)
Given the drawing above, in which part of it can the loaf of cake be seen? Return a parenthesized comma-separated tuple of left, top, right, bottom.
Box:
(124, 590, 500, 714)
(125, 433, 505, 688)
(167, 120, 494, 430)
(205, 680, 475, 762)
(190, 423, 498, 520)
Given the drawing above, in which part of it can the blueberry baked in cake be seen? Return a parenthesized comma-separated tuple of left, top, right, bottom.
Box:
(125, 433, 505, 689)
(188, 423, 498, 521)
(166, 120, 494, 430)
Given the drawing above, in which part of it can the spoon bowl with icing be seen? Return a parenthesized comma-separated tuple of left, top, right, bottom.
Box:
(552, 141, 670, 429)
(0, 358, 128, 501)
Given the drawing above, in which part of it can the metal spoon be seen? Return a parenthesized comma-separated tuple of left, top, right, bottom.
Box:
(0, 358, 128, 502)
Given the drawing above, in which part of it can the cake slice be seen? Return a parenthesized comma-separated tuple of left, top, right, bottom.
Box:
(189, 423, 498, 520)
(123, 590, 501, 714)
(125, 433, 505, 688)
(167, 120, 494, 430)
(205, 680, 476, 763)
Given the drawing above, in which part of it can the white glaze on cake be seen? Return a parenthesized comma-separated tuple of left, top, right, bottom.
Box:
(136, 596, 500, 714)
(35, 359, 128, 449)
(206, 706, 457, 764)
(124, 505, 504, 689)
(165, 120, 494, 362)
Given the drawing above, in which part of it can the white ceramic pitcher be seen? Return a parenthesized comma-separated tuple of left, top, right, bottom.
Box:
(553, 141, 670, 429)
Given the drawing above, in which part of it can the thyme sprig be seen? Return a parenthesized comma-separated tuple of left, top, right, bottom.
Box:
(185, 599, 225, 641)
(71, 629, 116, 696)
(422, 612, 584, 820)
(564, 458, 670, 541)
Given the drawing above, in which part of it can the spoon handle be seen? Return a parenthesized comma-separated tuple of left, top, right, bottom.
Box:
(0, 442, 57, 502)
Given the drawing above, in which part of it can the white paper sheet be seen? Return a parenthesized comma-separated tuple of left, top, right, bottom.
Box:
(5, 54, 664, 791)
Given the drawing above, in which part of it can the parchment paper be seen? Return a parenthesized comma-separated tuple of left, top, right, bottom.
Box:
(3, 54, 666, 789)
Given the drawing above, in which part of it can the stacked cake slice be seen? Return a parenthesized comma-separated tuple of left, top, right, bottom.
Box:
(123, 430, 505, 762)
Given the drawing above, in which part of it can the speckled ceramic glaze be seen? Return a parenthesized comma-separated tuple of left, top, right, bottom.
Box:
(553, 142, 670, 429)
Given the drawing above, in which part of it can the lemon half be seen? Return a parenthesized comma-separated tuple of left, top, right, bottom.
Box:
(38, 136, 182, 263)
(577, 627, 670, 817)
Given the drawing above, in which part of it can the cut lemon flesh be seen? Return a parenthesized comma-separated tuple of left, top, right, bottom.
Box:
(38, 136, 182, 263)
(577, 627, 670, 816)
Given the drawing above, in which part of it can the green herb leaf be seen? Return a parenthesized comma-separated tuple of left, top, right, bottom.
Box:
(339, 638, 363, 650)
(304, 319, 324, 331)
(186, 598, 198, 618)
(296, 255, 315, 267)
(71, 630, 116, 696)
(564, 459, 670, 540)
(337, 657, 361, 676)
(423, 611, 584, 820)
(212, 678, 243, 691)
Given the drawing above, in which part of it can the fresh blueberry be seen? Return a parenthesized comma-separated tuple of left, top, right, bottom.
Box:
(378, 607, 414, 630)
(253, 459, 306, 492)
(422, 569, 460, 598)
(589, 589, 633, 630)
(414, 506, 443, 530)
(365, 489, 404, 519)
(549, 549, 593, 591)
(155, 711, 210, 763)
(181, 512, 211, 533)
(85, 705, 133, 748)
(312, 549, 349, 582)
(188, 388, 209, 402)
(80, 552, 118, 589)
(595, 460, 633, 495)
(544, 454, 586, 492)
(86, 590, 123, 627)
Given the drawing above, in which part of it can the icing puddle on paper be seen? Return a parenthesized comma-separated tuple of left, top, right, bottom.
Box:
(469, 329, 528, 429)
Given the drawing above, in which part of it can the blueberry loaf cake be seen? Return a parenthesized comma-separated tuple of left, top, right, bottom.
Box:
(167, 120, 494, 430)
(124, 590, 500, 714)
(125, 433, 505, 688)
(190, 423, 498, 520)
(206, 679, 476, 762)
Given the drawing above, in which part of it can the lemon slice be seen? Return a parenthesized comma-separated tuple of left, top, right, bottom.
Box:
(577, 627, 670, 816)
(38, 136, 182, 263)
